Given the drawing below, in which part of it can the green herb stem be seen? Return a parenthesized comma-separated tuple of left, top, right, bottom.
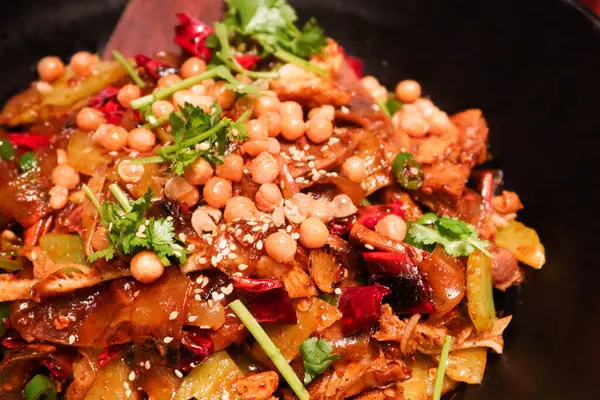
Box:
(274, 49, 328, 77)
(214, 23, 279, 80)
(108, 184, 132, 213)
(161, 119, 229, 154)
(129, 155, 167, 165)
(432, 335, 453, 400)
(229, 300, 309, 400)
(130, 67, 228, 110)
(81, 184, 106, 220)
(142, 115, 169, 129)
(112, 50, 146, 88)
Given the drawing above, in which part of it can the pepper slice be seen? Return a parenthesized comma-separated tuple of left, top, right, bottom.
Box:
(392, 152, 424, 190)
(24, 375, 57, 400)
(0, 135, 15, 160)
(466, 250, 496, 332)
(18, 151, 39, 173)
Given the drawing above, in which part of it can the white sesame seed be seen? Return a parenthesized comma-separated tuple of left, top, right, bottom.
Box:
(125, 389, 132, 398)
(256, 240, 263, 250)
(194, 294, 202, 301)
(365, 244, 375, 250)
(124, 382, 130, 390)
(166, 216, 174, 221)
(168, 311, 178, 320)
(211, 291, 224, 301)
(200, 325, 211, 329)
(109, 151, 118, 156)
(232, 272, 243, 277)
(145, 361, 150, 369)
(188, 315, 198, 322)
(163, 336, 173, 344)
(68, 335, 76, 344)
(202, 276, 209, 287)
(178, 233, 187, 242)
(334, 288, 342, 295)
(228, 253, 237, 260)
(238, 264, 248, 271)
(129, 371, 136, 381)
(174, 370, 183, 378)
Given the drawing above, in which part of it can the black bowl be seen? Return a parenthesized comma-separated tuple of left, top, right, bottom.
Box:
(1, 0, 599, 398)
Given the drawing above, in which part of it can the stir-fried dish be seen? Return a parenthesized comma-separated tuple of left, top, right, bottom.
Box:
(0, 1, 547, 399)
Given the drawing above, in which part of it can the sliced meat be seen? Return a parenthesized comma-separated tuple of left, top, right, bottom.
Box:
(308, 245, 343, 293)
(235, 371, 279, 400)
(490, 245, 523, 291)
(307, 353, 411, 400)
(452, 109, 489, 167)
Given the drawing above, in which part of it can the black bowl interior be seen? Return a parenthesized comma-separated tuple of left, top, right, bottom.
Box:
(1, 0, 599, 398)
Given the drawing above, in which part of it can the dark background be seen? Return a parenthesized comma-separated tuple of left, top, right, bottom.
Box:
(1, 0, 599, 398)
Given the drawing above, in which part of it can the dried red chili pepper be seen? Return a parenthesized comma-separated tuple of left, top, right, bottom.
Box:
(89, 86, 126, 125)
(235, 54, 262, 70)
(174, 13, 214, 61)
(232, 276, 297, 325)
(6, 133, 51, 150)
(339, 283, 391, 335)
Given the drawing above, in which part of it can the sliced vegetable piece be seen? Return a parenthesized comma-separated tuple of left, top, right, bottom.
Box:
(67, 131, 111, 176)
(84, 356, 136, 400)
(432, 335, 453, 400)
(39, 233, 88, 265)
(0, 256, 24, 272)
(24, 374, 57, 400)
(400, 355, 457, 400)
(392, 152, 424, 190)
(495, 220, 546, 269)
(445, 348, 488, 384)
(466, 250, 496, 332)
(230, 299, 310, 400)
(174, 351, 242, 400)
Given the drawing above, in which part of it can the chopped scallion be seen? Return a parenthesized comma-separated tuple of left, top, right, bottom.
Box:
(18, 151, 39, 172)
(112, 50, 146, 88)
(229, 299, 309, 400)
(274, 49, 329, 77)
(0, 136, 15, 160)
(432, 335, 453, 400)
(108, 183, 132, 213)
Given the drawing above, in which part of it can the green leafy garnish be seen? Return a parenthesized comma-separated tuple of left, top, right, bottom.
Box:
(82, 184, 186, 265)
(229, 299, 310, 400)
(406, 213, 491, 257)
(386, 94, 403, 115)
(214, 0, 328, 76)
(432, 335, 453, 400)
(300, 337, 339, 385)
(132, 103, 250, 175)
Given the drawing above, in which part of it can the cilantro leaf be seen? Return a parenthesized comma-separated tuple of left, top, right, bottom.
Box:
(158, 102, 248, 175)
(83, 185, 187, 264)
(406, 214, 491, 257)
(300, 337, 339, 385)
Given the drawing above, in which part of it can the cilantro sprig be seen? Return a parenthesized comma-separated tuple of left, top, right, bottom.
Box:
(211, 0, 329, 77)
(300, 337, 339, 385)
(82, 184, 187, 265)
(405, 213, 491, 257)
(131, 103, 251, 175)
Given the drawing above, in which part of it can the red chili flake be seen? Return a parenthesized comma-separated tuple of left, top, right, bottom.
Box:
(6, 133, 51, 150)
(180, 327, 214, 372)
(174, 13, 214, 61)
(1, 332, 27, 348)
(232, 277, 297, 325)
(339, 283, 391, 335)
(329, 215, 357, 236)
(356, 202, 405, 230)
(363, 252, 434, 314)
(97, 343, 126, 367)
(89, 86, 126, 125)
(41, 357, 72, 382)
(134, 54, 179, 80)
(235, 54, 262, 70)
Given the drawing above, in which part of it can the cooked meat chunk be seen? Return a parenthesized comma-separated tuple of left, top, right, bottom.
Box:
(490, 245, 523, 291)
(235, 371, 279, 400)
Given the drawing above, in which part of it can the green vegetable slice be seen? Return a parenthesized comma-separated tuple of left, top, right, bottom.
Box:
(392, 152, 424, 190)
(112, 50, 146, 88)
(0, 256, 24, 272)
(229, 299, 309, 400)
(24, 375, 57, 400)
(18, 151, 39, 172)
(0, 136, 15, 160)
(432, 335, 453, 400)
(466, 250, 496, 331)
